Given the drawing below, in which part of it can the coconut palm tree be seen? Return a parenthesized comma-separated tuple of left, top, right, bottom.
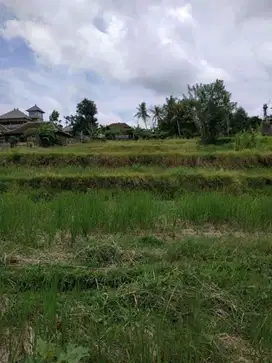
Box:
(134, 102, 150, 129)
(149, 105, 163, 129)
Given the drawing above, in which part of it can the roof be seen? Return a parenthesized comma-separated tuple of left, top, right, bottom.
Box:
(108, 122, 133, 130)
(0, 124, 8, 132)
(26, 104, 45, 113)
(0, 109, 31, 121)
(63, 125, 73, 132)
(3, 122, 43, 135)
(56, 129, 73, 138)
(4, 122, 73, 137)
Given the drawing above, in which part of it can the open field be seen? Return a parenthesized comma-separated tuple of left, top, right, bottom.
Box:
(0, 139, 272, 362)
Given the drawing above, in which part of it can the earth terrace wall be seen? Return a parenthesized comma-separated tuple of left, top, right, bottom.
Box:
(0, 151, 272, 169)
(0, 173, 271, 194)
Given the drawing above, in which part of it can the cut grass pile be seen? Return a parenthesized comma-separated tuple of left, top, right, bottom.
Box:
(1, 230, 272, 362)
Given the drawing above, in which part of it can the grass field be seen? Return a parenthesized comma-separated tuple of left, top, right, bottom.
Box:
(0, 139, 272, 362)
(8, 137, 272, 153)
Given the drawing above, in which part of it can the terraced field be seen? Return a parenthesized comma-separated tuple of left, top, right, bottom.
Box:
(0, 139, 272, 362)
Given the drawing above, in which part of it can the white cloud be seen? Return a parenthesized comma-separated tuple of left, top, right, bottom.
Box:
(167, 4, 195, 25)
(0, 0, 272, 122)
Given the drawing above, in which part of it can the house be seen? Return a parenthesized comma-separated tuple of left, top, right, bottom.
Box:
(106, 122, 134, 140)
(0, 105, 72, 145)
(0, 105, 45, 136)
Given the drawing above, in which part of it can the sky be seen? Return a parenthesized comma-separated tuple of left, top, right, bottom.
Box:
(0, 0, 272, 126)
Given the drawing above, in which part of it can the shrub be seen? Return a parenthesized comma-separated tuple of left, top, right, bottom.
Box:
(234, 131, 260, 151)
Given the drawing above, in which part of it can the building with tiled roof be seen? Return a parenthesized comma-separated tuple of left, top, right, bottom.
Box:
(0, 105, 45, 130)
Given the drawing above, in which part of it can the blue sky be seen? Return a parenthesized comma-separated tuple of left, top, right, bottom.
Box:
(0, 0, 271, 125)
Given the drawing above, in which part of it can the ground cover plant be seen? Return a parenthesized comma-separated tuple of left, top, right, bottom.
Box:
(0, 138, 272, 363)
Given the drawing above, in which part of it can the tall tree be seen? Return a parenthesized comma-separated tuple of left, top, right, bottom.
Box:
(186, 79, 235, 144)
(157, 97, 196, 138)
(66, 99, 98, 136)
(49, 110, 60, 125)
(134, 102, 150, 129)
(149, 105, 163, 129)
(230, 106, 249, 134)
(248, 115, 262, 131)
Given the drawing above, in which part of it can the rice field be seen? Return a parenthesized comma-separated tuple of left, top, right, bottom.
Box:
(0, 139, 272, 362)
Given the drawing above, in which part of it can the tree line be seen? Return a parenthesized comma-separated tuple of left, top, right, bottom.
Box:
(49, 79, 262, 145)
(134, 79, 262, 144)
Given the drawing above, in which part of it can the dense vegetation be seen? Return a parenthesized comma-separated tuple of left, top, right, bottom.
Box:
(61, 79, 266, 144)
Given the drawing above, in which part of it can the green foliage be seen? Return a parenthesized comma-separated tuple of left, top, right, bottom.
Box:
(24, 128, 39, 138)
(49, 110, 60, 124)
(24, 337, 89, 363)
(148, 80, 263, 140)
(186, 79, 236, 144)
(230, 106, 249, 134)
(149, 105, 164, 129)
(65, 99, 98, 137)
(158, 96, 197, 138)
(38, 123, 59, 147)
(234, 131, 260, 151)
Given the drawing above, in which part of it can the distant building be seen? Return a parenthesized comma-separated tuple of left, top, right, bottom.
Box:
(106, 122, 134, 140)
(0, 105, 72, 145)
(0, 104, 45, 131)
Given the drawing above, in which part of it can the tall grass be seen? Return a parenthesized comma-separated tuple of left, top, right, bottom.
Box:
(0, 191, 271, 247)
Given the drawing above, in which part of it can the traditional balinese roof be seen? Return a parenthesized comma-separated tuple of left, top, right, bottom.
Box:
(3, 122, 43, 135)
(4, 122, 73, 138)
(108, 122, 133, 129)
(0, 108, 31, 121)
(63, 125, 73, 133)
(0, 124, 8, 132)
(26, 105, 45, 113)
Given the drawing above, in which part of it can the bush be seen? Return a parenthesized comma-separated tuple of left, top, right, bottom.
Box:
(8, 136, 19, 148)
(234, 132, 260, 151)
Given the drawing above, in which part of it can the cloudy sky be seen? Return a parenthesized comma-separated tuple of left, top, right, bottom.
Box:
(0, 0, 271, 125)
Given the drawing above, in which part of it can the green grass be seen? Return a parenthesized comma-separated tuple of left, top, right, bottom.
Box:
(1, 233, 272, 362)
(0, 191, 271, 248)
(8, 137, 272, 153)
(1, 138, 272, 362)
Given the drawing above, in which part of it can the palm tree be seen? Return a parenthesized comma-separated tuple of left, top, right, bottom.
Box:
(149, 105, 163, 129)
(134, 102, 150, 129)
